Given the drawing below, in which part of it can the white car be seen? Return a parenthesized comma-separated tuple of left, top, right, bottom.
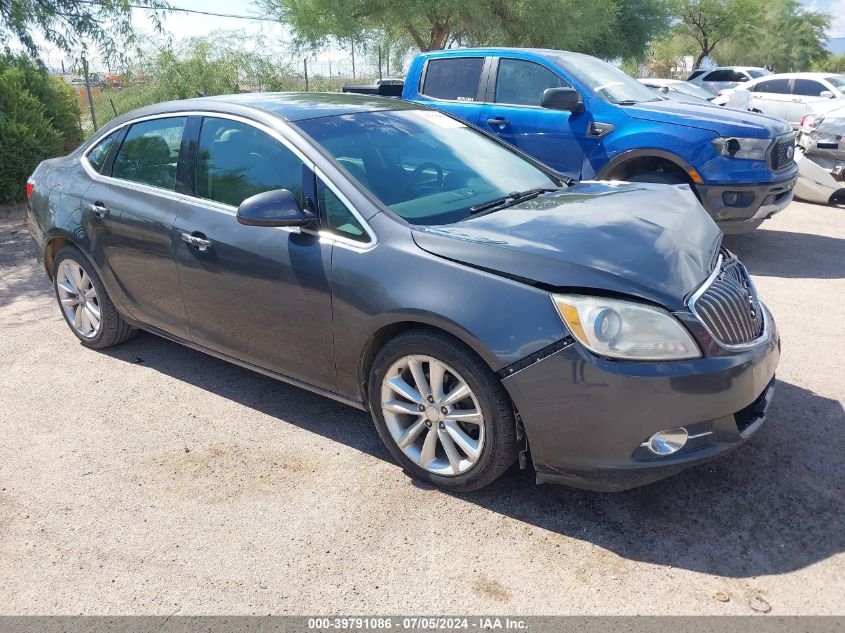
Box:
(736, 72, 845, 128)
(794, 102, 845, 205)
(639, 78, 751, 110)
(686, 66, 770, 95)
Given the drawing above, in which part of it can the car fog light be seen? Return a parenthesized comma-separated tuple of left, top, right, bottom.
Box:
(646, 428, 688, 456)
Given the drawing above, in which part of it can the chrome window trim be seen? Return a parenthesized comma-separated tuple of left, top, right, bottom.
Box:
(687, 253, 769, 351)
(81, 110, 377, 250)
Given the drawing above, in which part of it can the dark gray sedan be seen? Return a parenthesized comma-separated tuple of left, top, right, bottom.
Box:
(25, 93, 780, 491)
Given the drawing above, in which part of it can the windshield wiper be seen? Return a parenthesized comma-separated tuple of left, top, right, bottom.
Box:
(468, 187, 559, 215)
(615, 99, 640, 106)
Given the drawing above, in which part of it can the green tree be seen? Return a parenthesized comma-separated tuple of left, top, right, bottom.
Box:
(1, 0, 169, 60)
(92, 34, 299, 126)
(673, 0, 758, 69)
(261, 0, 672, 61)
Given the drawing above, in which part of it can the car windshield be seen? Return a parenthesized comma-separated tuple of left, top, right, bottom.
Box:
(295, 110, 559, 226)
(747, 69, 769, 79)
(825, 75, 845, 90)
(549, 52, 659, 104)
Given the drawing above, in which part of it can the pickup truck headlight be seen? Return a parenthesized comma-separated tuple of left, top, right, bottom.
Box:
(711, 136, 771, 161)
(552, 294, 701, 361)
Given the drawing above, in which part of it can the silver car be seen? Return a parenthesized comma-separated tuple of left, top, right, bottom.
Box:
(687, 66, 771, 95)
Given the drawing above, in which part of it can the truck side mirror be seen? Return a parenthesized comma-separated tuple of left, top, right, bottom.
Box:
(541, 87, 584, 114)
(820, 90, 835, 99)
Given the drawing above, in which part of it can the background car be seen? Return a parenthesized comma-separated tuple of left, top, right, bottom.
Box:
(687, 66, 771, 94)
(639, 77, 751, 110)
(353, 48, 798, 234)
(736, 72, 845, 128)
(794, 102, 845, 205)
(638, 78, 714, 104)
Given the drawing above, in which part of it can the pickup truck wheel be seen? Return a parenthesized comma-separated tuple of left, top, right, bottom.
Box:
(52, 246, 137, 349)
(369, 329, 517, 492)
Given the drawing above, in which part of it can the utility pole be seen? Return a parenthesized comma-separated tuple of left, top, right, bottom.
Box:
(82, 56, 98, 132)
(377, 44, 383, 81)
(303, 58, 309, 91)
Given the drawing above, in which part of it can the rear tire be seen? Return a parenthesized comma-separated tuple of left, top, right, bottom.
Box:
(368, 328, 517, 492)
(52, 245, 136, 349)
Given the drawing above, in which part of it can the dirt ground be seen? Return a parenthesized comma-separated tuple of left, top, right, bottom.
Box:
(0, 200, 843, 615)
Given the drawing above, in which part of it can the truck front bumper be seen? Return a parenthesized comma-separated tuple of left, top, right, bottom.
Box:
(695, 174, 797, 234)
(501, 310, 780, 492)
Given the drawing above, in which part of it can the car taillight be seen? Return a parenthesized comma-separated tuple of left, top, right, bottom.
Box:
(26, 177, 35, 200)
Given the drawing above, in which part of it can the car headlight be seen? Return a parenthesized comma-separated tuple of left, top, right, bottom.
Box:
(552, 294, 701, 361)
(711, 136, 771, 161)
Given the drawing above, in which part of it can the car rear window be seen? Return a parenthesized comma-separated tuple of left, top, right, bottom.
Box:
(687, 70, 707, 81)
(421, 57, 484, 102)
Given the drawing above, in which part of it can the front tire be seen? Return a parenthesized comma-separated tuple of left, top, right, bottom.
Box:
(368, 329, 517, 492)
(52, 245, 136, 349)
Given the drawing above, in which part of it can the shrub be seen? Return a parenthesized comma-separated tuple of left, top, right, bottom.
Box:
(0, 53, 81, 202)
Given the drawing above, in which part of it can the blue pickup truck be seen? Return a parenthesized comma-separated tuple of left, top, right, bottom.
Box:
(349, 48, 798, 233)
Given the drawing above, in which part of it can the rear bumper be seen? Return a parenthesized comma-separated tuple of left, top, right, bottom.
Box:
(695, 173, 797, 234)
(501, 311, 780, 492)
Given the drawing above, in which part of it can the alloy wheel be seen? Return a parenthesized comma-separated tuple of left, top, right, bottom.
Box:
(380, 355, 485, 476)
(56, 259, 101, 339)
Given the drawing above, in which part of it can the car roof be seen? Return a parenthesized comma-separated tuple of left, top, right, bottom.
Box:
(110, 92, 423, 125)
(696, 66, 768, 72)
(746, 72, 839, 82)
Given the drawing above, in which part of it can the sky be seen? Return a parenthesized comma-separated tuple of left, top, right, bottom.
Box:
(34, 0, 845, 72)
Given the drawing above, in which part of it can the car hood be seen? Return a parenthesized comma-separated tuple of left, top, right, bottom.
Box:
(411, 182, 722, 311)
(622, 99, 792, 137)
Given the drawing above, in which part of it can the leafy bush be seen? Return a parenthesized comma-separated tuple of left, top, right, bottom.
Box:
(0, 53, 82, 203)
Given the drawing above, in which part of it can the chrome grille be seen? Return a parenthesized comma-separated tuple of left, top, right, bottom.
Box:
(769, 133, 796, 171)
(690, 251, 765, 346)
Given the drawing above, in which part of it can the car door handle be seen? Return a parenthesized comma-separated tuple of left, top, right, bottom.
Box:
(487, 117, 510, 128)
(86, 201, 109, 218)
(181, 232, 213, 252)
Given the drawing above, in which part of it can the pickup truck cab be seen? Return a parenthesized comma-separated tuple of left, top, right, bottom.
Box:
(394, 48, 798, 234)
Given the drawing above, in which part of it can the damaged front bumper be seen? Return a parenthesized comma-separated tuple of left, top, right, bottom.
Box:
(795, 114, 845, 205)
(500, 309, 780, 492)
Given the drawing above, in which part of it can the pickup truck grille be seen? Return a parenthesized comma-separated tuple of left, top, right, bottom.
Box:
(689, 251, 765, 346)
(769, 133, 796, 171)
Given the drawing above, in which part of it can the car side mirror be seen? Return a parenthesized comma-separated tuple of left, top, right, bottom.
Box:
(541, 87, 584, 114)
(658, 86, 670, 94)
(738, 76, 749, 82)
(820, 90, 835, 99)
(236, 189, 316, 228)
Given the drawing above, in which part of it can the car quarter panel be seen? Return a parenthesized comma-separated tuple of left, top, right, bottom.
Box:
(329, 212, 571, 403)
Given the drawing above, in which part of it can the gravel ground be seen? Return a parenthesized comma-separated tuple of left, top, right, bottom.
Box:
(0, 201, 843, 616)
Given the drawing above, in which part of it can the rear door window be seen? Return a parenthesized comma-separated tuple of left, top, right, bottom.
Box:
(112, 117, 187, 190)
(753, 79, 791, 94)
(421, 57, 484, 101)
(792, 79, 827, 96)
(494, 58, 568, 107)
